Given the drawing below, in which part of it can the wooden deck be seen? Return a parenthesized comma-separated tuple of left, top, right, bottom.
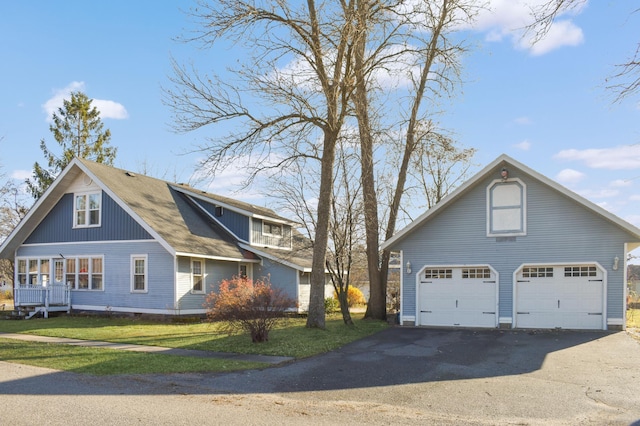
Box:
(13, 284, 71, 319)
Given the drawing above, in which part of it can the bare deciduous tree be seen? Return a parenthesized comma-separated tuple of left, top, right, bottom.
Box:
(166, 1, 360, 328)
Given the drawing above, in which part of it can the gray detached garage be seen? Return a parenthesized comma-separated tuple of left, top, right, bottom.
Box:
(383, 155, 640, 331)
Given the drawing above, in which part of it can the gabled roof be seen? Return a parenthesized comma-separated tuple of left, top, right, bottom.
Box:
(0, 158, 298, 261)
(382, 154, 640, 250)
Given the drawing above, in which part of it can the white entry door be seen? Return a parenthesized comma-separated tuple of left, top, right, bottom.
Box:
(515, 264, 604, 330)
(417, 266, 498, 328)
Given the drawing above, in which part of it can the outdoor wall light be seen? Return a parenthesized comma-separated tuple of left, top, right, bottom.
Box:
(613, 256, 619, 271)
(406, 261, 412, 274)
(501, 167, 509, 180)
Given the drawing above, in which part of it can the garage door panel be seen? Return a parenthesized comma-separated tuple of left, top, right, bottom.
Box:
(515, 264, 604, 330)
(418, 267, 497, 328)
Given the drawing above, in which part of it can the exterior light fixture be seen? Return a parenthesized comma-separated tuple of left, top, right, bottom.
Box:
(613, 256, 619, 271)
(501, 167, 509, 180)
(406, 261, 412, 274)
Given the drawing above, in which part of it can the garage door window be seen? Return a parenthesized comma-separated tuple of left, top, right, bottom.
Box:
(424, 269, 452, 279)
(564, 266, 597, 277)
(462, 268, 491, 279)
(522, 267, 553, 278)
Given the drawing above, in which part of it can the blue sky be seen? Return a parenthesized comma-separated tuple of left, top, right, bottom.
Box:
(1, 1, 639, 232)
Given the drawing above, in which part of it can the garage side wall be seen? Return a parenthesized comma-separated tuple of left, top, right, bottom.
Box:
(394, 165, 633, 327)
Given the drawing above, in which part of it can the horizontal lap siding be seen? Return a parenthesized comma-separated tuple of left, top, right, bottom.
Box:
(17, 241, 175, 311)
(255, 258, 298, 301)
(176, 257, 238, 312)
(395, 166, 635, 322)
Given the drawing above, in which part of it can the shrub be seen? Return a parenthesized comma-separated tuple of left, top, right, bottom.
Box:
(204, 276, 297, 343)
(324, 297, 340, 313)
(334, 286, 366, 307)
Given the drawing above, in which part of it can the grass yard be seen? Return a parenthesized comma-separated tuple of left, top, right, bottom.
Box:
(0, 338, 266, 375)
(0, 313, 388, 375)
(627, 308, 640, 329)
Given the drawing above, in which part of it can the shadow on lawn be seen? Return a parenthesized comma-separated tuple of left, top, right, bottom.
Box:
(0, 327, 614, 396)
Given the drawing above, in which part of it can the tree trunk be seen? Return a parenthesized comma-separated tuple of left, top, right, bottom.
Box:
(338, 289, 354, 326)
(306, 132, 338, 329)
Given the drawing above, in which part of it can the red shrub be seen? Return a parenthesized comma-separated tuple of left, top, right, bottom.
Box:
(205, 276, 297, 343)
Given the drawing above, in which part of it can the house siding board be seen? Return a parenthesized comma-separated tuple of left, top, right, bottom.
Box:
(194, 199, 250, 241)
(395, 165, 633, 323)
(25, 193, 152, 244)
(254, 258, 298, 300)
(17, 241, 175, 311)
(176, 257, 239, 312)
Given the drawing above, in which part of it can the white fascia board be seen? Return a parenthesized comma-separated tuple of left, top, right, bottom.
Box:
(175, 251, 259, 263)
(382, 156, 505, 250)
(238, 243, 305, 271)
(382, 154, 640, 249)
(75, 161, 176, 256)
(171, 185, 300, 227)
(183, 194, 250, 244)
(0, 158, 85, 257)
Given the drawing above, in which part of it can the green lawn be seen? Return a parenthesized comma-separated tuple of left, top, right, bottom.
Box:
(0, 313, 388, 375)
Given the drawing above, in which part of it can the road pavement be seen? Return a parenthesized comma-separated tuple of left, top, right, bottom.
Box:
(2, 327, 640, 425)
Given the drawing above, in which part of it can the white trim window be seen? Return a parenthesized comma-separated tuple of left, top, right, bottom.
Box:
(263, 221, 283, 237)
(191, 259, 204, 293)
(17, 256, 103, 290)
(239, 263, 252, 280)
(487, 179, 526, 237)
(74, 191, 102, 228)
(131, 255, 148, 293)
(69, 257, 103, 290)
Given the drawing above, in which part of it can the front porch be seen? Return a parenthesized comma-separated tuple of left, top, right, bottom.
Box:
(12, 284, 71, 319)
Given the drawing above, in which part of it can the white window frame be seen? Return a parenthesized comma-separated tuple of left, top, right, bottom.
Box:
(16, 256, 104, 291)
(191, 258, 205, 293)
(262, 221, 283, 238)
(487, 178, 527, 237)
(74, 191, 102, 228)
(131, 255, 148, 293)
(238, 263, 253, 280)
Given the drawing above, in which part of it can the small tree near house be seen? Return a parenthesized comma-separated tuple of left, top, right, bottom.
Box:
(205, 276, 297, 343)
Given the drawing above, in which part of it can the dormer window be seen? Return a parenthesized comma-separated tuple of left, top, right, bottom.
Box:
(487, 179, 526, 237)
(263, 221, 282, 237)
(74, 192, 101, 228)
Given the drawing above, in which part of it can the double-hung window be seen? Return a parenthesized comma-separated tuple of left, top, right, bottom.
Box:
(192, 259, 204, 293)
(131, 255, 148, 293)
(74, 192, 101, 227)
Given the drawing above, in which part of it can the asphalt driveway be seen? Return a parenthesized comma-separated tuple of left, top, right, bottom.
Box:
(2, 327, 640, 425)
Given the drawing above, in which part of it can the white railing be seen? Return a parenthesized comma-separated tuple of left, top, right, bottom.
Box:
(14, 284, 71, 308)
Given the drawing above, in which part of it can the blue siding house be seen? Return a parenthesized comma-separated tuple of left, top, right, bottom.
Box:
(382, 155, 640, 330)
(0, 158, 331, 317)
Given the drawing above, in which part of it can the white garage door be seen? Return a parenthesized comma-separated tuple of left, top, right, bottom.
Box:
(418, 266, 497, 327)
(515, 264, 604, 330)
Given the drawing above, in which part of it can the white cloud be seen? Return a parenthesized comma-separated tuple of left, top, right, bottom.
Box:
(578, 188, 620, 199)
(525, 20, 584, 56)
(513, 140, 531, 150)
(610, 179, 632, 188)
(556, 168, 585, 185)
(92, 99, 129, 120)
(630, 194, 640, 201)
(514, 116, 532, 125)
(471, 0, 585, 55)
(554, 145, 640, 170)
(42, 81, 128, 122)
(11, 169, 32, 180)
